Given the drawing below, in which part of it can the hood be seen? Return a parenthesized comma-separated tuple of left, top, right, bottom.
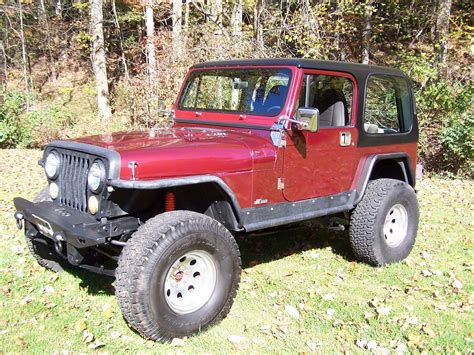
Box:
(72, 126, 276, 180)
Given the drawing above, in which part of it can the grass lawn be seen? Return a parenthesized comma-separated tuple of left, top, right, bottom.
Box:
(0, 149, 472, 353)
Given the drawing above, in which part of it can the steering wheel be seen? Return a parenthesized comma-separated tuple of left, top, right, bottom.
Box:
(266, 106, 281, 113)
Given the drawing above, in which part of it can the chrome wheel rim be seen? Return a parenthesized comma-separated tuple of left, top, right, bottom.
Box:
(164, 250, 217, 314)
(383, 203, 408, 248)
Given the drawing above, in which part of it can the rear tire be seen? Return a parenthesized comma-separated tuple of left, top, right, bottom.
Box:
(349, 179, 419, 266)
(115, 211, 241, 342)
(25, 187, 64, 272)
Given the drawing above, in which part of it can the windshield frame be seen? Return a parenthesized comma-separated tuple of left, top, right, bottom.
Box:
(175, 66, 294, 118)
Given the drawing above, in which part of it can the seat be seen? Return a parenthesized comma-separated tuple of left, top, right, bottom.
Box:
(319, 101, 345, 127)
(253, 85, 287, 115)
(312, 88, 348, 127)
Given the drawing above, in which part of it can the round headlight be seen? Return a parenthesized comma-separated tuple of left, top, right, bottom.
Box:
(88, 160, 106, 192)
(45, 151, 60, 179)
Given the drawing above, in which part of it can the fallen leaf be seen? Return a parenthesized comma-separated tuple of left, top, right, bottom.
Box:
(376, 305, 392, 316)
(102, 303, 113, 318)
(422, 324, 436, 337)
(82, 329, 94, 344)
(88, 341, 105, 349)
(421, 270, 433, 277)
(285, 304, 300, 320)
(407, 333, 424, 348)
(322, 293, 335, 301)
(75, 319, 87, 333)
(15, 336, 27, 348)
(452, 279, 463, 290)
(171, 337, 185, 347)
(306, 340, 321, 350)
(366, 340, 377, 350)
(356, 339, 367, 349)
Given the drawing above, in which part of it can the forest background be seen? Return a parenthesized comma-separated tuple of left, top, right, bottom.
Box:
(1, 0, 472, 176)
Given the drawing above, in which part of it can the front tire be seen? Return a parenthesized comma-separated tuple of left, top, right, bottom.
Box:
(115, 211, 241, 342)
(349, 179, 419, 266)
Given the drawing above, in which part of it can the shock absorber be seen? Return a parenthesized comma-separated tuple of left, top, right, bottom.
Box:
(165, 191, 176, 212)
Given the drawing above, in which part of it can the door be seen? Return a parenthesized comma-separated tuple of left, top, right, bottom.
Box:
(282, 70, 359, 201)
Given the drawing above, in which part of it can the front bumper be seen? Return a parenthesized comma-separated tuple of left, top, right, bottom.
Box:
(13, 197, 138, 248)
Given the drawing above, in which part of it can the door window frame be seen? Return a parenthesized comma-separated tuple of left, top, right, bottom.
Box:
(294, 69, 359, 128)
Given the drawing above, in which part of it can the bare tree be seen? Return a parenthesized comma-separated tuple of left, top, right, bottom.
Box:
(172, 0, 183, 56)
(39, 0, 57, 82)
(361, 0, 374, 64)
(17, 0, 31, 109)
(145, 1, 157, 82)
(434, 0, 453, 77)
(254, 0, 264, 50)
(112, 0, 130, 81)
(90, 0, 112, 122)
(0, 41, 7, 89)
(184, 0, 189, 33)
(231, 0, 242, 38)
(55, 0, 62, 18)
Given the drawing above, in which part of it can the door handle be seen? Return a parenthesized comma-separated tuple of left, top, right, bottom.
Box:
(340, 132, 352, 146)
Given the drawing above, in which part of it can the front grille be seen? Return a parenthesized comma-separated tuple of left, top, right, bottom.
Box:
(58, 151, 90, 212)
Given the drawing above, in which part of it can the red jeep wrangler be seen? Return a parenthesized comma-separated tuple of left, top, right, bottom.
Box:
(14, 59, 419, 342)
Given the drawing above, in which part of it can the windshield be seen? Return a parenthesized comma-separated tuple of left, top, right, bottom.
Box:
(178, 68, 292, 116)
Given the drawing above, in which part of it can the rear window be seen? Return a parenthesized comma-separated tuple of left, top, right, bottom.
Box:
(364, 75, 412, 134)
(178, 68, 292, 116)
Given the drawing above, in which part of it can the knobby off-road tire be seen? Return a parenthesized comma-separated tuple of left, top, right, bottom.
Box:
(349, 178, 419, 266)
(115, 211, 241, 342)
(25, 187, 64, 272)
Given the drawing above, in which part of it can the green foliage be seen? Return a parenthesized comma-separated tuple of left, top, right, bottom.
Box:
(74, 31, 93, 50)
(0, 88, 74, 148)
(400, 55, 473, 176)
(440, 84, 474, 175)
(0, 90, 29, 148)
(19, 105, 75, 148)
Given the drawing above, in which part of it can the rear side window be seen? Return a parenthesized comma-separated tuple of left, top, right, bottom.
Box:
(364, 75, 412, 134)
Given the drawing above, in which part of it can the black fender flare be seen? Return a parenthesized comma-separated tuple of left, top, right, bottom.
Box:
(109, 175, 244, 228)
(353, 153, 415, 205)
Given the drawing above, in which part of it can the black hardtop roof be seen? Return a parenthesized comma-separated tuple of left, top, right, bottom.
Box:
(192, 58, 406, 78)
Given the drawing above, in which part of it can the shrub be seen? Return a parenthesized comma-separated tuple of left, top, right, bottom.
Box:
(0, 88, 75, 148)
(0, 90, 29, 148)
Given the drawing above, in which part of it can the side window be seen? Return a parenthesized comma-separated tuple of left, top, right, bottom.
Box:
(298, 74, 353, 127)
(364, 75, 412, 134)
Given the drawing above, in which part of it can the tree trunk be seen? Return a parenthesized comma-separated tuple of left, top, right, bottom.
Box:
(184, 0, 189, 33)
(90, 0, 112, 122)
(209, 0, 222, 26)
(0, 42, 7, 90)
(17, 0, 31, 110)
(145, 3, 157, 82)
(254, 0, 264, 51)
(361, 0, 373, 64)
(231, 0, 242, 38)
(55, 0, 62, 18)
(434, 0, 452, 78)
(39, 0, 57, 82)
(112, 0, 130, 81)
(172, 0, 182, 56)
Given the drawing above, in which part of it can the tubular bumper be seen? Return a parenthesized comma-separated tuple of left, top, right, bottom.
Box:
(13, 197, 137, 248)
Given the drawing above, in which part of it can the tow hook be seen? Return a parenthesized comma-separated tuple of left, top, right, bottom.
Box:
(14, 211, 24, 230)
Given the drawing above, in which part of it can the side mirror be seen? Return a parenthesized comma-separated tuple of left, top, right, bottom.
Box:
(157, 99, 174, 118)
(295, 107, 319, 133)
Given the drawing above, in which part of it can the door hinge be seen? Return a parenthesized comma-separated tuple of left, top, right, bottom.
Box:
(277, 177, 285, 190)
